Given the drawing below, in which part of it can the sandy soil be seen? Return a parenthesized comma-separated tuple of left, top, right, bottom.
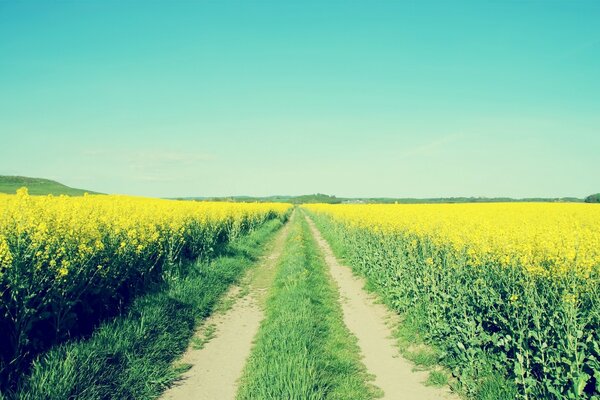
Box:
(161, 220, 291, 400)
(306, 216, 458, 400)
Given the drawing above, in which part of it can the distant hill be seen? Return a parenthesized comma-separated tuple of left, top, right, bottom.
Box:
(0, 176, 99, 196)
(175, 193, 342, 204)
(585, 193, 600, 203)
(175, 193, 584, 204)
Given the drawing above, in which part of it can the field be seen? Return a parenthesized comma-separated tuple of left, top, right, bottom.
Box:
(305, 203, 600, 399)
(3, 0, 597, 398)
(2, 189, 600, 399)
(0, 188, 290, 396)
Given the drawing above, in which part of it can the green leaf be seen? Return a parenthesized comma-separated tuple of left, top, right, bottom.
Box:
(575, 372, 590, 396)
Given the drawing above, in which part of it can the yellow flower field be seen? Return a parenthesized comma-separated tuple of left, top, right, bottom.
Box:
(305, 203, 600, 278)
(305, 203, 600, 399)
(0, 189, 290, 279)
(0, 188, 291, 388)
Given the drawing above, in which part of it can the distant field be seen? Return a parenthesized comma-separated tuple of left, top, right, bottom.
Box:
(0, 176, 98, 196)
(177, 193, 584, 204)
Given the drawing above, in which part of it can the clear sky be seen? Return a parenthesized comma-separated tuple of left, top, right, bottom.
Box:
(1, 1, 599, 198)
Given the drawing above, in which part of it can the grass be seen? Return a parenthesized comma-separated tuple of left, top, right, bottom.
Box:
(7, 217, 285, 400)
(475, 374, 519, 400)
(191, 323, 217, 350)
(236, 214, 378, 400)
(426, 370, 449, 387)
(0, 175, 99, 196)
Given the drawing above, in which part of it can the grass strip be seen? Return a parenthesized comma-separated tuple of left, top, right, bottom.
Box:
(10, 217, 286, 400)
(236, 215, 377, 400)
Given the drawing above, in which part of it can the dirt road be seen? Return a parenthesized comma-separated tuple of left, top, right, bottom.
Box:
(306, 216, 458, 400)
(161, 220, 291, 400)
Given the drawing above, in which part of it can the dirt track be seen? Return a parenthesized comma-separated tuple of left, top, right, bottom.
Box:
(306, 216, 458, 400)
(161, 220, 291, 400)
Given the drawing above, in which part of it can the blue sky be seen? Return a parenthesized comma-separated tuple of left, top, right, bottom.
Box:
(1, 1, 599, 198)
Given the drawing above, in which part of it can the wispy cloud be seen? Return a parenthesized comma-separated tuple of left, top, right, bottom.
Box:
(396, 133, 464, 159)
(130, 174, 190, 183)
(81, 148, 217, 184)
(83, 149, 216, 164)
(0, 168, 23, 176)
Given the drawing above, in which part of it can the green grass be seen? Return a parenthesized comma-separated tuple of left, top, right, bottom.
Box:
(8, 217, 284, 400)
(426, 370, 449, 387)
(0, 175, 99, 196)
(475, 374, 519, 400)
(191, 323, 217, 350)
(236, 215, 378, 400)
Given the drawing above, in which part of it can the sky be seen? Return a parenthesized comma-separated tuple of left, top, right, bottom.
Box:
(1, 0, 599, 198)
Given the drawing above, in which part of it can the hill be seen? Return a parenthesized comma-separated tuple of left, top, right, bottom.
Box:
(585, 193, 600, 203)
(175, 194, 584, 204)
(175, 194, 341, 204)
(0, 176, 99, 196)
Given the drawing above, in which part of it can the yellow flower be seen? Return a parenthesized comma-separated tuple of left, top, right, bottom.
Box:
(304, 203, 600, 279)
(0, 235, 13, 270)
(0, 192, 291, 287)
(563, 293, 577, 305)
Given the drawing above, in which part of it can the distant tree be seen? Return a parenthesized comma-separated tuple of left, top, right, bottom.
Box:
(585, 193, 600, 203)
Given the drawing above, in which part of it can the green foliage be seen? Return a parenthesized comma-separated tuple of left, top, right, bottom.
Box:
(408, 348, 440, 369)
(4, 218, 285, 399)
(236, 216, 378, 399)
(309, 212, 598, 399)
(426, 370, 449, 387)
(289, 193, 342, 204)
(476, 374, 519, 400)
(0, 176, 98, 196)
(585, 194, 600, 203)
